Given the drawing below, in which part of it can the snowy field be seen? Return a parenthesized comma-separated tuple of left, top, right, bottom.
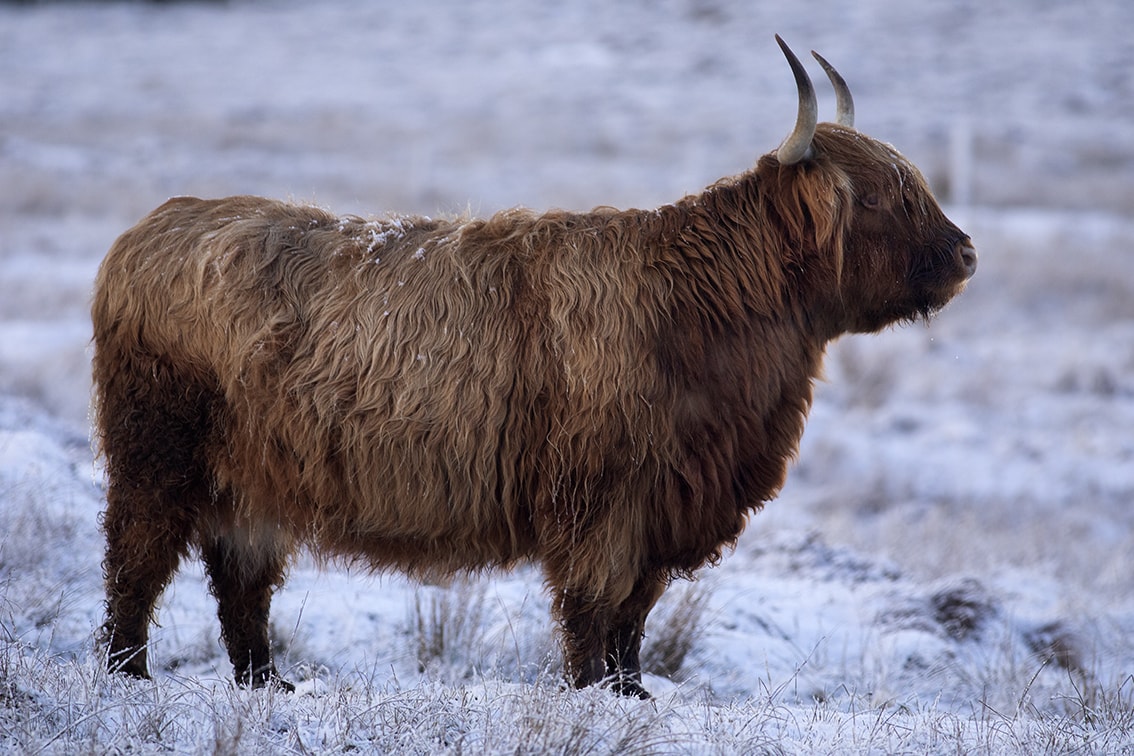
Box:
(2, 0, 1133, 752)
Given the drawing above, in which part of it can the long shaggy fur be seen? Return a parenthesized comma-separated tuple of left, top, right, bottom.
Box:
(93, 122, 973, 696)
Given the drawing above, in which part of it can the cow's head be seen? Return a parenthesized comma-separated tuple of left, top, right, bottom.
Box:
(760, 36, 976, 335)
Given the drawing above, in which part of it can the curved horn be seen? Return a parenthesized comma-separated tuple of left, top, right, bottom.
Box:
(774, 35, 818, 165)
(811, 51, 855, 127)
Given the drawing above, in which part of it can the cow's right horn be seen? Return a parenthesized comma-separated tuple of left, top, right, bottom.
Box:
(775, 35, 817, 165)
(812, 51, 854, 128)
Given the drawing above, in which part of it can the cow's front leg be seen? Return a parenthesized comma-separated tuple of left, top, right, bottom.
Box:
(554, 574, 666, 698)
(605, 574, 666, 699)
(555, 589, 608, 690)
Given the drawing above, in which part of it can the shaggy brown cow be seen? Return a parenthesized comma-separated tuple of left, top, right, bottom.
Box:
(93, 37, 975, 699)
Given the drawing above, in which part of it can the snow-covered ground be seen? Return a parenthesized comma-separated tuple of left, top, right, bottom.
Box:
(2, 0, 1133, 752)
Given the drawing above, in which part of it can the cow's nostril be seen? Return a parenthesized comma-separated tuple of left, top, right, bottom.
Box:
(959, 244, 978, 278)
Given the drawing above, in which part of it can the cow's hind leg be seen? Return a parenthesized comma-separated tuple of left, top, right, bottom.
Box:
(98, 359, 214, 680)
(201, 526, 294, 691)
(102, 483, 199, 679)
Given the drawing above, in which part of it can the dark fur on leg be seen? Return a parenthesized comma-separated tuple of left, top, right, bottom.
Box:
(95, 352, 215, 682)
(201, 533, 294, 692)
(556, 575, 664, 699)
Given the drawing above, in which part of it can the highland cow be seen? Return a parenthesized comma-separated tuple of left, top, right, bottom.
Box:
(92, 37, 975, 699)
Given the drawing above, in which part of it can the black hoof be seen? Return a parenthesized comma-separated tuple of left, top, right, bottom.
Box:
(609, 676, 652, 700)
(241, 665, 296, 693)
(107, 648, 151, 681)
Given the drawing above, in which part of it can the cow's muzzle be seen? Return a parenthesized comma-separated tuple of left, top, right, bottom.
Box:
(958, 241, 978, 279)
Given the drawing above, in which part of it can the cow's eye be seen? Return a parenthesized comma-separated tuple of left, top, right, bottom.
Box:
(860, 192, 881, 209)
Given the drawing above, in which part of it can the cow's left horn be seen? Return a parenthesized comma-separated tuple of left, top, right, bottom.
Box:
(811, 51, 854, 128)
(775, 35, 817, 165)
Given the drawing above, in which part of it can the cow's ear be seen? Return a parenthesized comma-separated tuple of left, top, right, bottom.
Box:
(771, 163, 852, 256)
(799, 168, 853, 253)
